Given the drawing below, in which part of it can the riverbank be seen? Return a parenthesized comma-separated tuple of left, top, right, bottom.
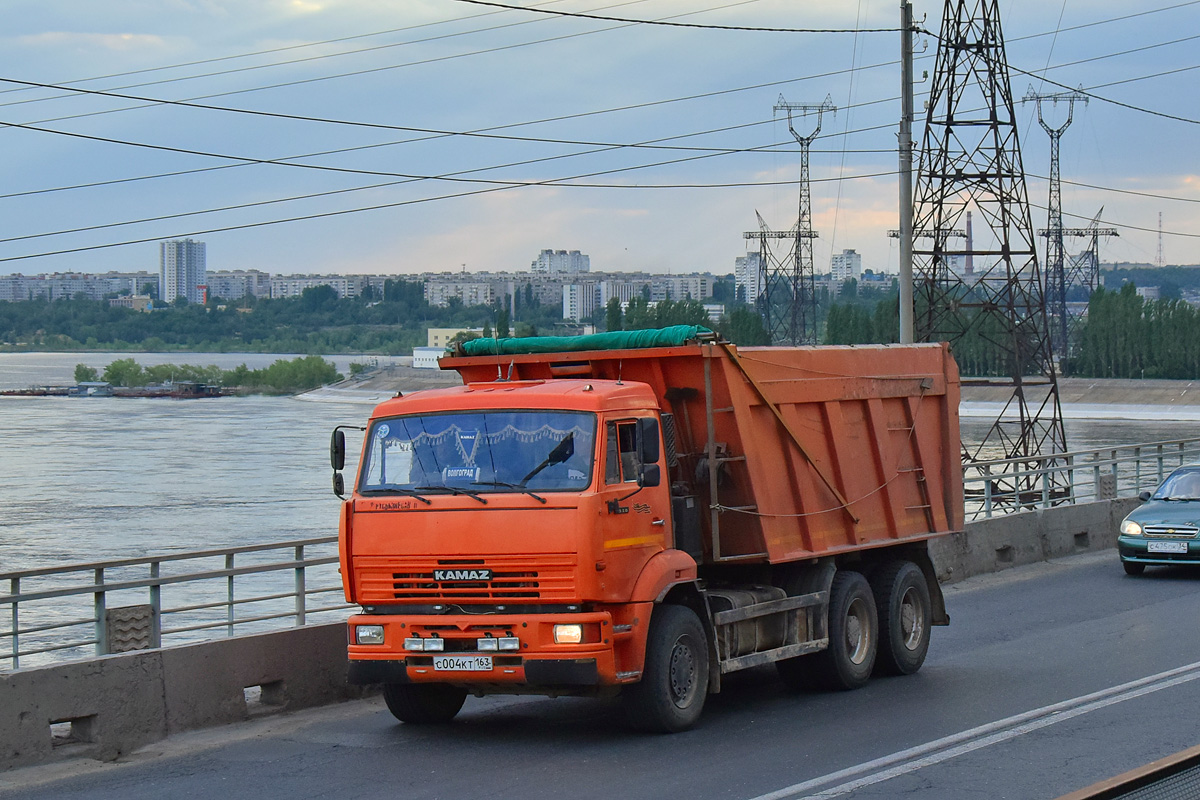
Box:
(301, 368, 1200, 417)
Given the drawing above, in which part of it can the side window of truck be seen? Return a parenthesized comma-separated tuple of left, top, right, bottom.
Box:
(605, 420, 640, 484)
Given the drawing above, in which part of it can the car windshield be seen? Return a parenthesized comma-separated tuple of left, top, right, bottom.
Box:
(359, 410, 595, 494)
(1152, 469, 1200, 500)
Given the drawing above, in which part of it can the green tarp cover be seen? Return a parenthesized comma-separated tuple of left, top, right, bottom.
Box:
(457, 325, 713, 356)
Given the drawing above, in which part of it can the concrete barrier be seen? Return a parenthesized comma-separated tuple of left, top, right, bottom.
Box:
(0, 497, 1144, 772)
(929, 497, 1141, 583)
(2, 623, 363, 770)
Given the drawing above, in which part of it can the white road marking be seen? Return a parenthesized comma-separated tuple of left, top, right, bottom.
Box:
(747, 659, 1200, 800)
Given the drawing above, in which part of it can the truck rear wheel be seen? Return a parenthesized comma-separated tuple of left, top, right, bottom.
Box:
(623, 604, 709, 733)
(808, 570, 877, 691)
(382, 683, 467, 724)
(871, 560, 931, 676)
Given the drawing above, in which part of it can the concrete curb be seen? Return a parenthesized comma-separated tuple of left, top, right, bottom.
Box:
(1, 498, 1141, 772)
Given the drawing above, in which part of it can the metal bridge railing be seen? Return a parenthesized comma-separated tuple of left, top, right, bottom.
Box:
(1, 536, 351, 672)
(964, 436, 1200, 520)
(6, 436, 1200, 672)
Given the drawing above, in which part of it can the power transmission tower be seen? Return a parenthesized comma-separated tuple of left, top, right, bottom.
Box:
(743, 95, 835, 345)
(1156, 212, 1165, 267)
(913, 0, 1067, 501)
(1024, 85, 1087, 358)
(1060, 208, 1118, 349)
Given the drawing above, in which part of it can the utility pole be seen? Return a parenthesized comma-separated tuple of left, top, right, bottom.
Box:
(898, 0, 916, 343)
(1024, 85, 1088, 358)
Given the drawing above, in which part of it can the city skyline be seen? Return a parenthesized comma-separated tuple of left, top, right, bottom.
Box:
(0, 2, 1195, 280)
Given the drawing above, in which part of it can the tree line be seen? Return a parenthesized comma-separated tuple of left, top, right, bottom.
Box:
(823, 280, 1200, 380)
(75, 355, 342, 394)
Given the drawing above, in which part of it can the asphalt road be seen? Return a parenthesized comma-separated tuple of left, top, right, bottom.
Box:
(5, 550, 1200, 800)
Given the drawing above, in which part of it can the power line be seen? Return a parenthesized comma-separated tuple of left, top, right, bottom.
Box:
(917, 27, 1200, 126)
(3, 0, 767, 131)
(0, 0, 655, 114)
(0, 0, 574, 98)
(0, 169, 902, 264)
(453, 0, 902, 32)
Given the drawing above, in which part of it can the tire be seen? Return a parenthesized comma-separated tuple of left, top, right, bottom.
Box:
(807, 571, 878, 691)
(871, 560, 932, 676)
(382, 683, 467, 724)
(623, 605, 709, 733)
(1122, 560, 1146, 576)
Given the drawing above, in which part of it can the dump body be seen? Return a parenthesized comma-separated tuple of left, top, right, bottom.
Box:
(443, 340, 963, 564)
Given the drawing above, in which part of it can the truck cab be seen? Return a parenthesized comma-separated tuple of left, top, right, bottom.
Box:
(340, 378, 693, 723)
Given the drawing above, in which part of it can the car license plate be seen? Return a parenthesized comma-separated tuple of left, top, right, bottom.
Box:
(433, 655, 492, 671)
(1148, 541, 1189, 554)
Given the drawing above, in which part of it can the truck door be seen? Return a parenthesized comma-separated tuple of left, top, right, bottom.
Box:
(595, 417, 671, 598)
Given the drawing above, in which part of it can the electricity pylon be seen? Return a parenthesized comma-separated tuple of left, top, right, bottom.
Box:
(913, 0, 1067, 501)
(1024, 85, 1088, 358)
(743, 95, 835, 345)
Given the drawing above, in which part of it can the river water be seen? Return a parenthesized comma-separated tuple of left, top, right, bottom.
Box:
(1, 352, 1198, 572)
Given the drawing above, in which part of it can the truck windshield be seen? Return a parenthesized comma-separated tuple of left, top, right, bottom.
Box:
(359, 410, 596, 494)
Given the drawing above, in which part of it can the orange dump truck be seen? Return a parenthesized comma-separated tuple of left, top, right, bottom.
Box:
(331, 326, 962, 731)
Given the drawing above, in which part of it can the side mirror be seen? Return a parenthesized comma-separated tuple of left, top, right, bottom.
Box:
(333, 472, 345, 498)
(1139, 490, 1151, 502)
(639, 463, 661, 488)
(331, 429, 346, 471)
(637, 417, 660, 465)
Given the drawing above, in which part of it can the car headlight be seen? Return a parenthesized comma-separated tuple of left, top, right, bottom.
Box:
(355, 625, 385, 645)
(1121, 519, 1144, 536)
(554, 624, 583, 644)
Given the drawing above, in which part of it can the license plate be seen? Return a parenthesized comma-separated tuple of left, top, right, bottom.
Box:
(433, 655, 492, 671)
(1148, 541, 1189, 554)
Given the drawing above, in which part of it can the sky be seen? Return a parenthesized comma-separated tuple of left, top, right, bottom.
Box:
(0, 0, 1196, 280)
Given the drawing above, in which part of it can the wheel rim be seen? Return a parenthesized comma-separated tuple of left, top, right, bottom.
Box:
(898, 586, 926, 651)
(845, 597, 873, 665)
(668, 635, 699, 708)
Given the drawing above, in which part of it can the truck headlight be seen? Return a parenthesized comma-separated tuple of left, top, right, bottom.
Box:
(1121, 519, 1144, 536)
(355, 625, 385, 645)
(554, 624, 583, 644)
(498, 637, 520, 651)
(403, 635, 445, 651)
(477, 637, 499, 651)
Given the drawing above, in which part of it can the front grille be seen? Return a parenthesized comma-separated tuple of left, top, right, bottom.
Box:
(356, 554, 576, 602)
(1144, 525, 1200, 538)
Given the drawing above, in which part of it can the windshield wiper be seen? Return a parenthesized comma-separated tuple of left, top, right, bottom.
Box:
(473, 481, 547, 504)
(360, 487, 432, 505)
(521, 433, 575, 485)
(413, 485, 488, 505)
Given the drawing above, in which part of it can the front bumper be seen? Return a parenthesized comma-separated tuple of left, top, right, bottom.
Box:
(1118, 534, 1200, 565)
(346, 610, 624, 688)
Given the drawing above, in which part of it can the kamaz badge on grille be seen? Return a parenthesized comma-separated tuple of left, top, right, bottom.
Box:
(433, 569, 493, 581)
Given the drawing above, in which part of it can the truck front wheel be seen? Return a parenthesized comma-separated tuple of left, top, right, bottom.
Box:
(871, 560, 932, 676)
(623, 604, 709, 733)
(809, 570, 877, 690)
(382, 683, 467, 724)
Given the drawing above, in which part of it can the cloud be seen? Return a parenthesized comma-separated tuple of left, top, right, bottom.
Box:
(16, 31, 171, 53)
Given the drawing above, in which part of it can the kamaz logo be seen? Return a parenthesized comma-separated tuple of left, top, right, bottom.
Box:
(433, 569, 492, 581)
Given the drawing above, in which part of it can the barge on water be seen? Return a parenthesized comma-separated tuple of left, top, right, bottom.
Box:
(0, 381, 226, 399)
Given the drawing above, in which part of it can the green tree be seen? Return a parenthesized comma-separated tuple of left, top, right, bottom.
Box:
(605, 297, 623, 331)
(103, 358, 146, 387)
(74, 364, 99, 382)
(721, 307, 771, 346)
